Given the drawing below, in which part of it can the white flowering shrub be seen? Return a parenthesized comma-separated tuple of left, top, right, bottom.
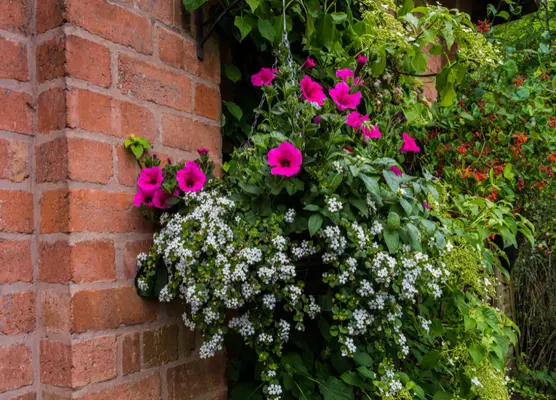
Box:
(131, 51, 521, 400)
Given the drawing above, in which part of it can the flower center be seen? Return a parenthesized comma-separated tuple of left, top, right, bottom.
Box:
(186, 178, 195, 187)
(280, 159, 290, 168)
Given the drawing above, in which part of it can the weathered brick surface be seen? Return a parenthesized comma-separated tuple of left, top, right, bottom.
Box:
(71, 240, 115, 282)
(136, 0, 173, 24)
(117, 144, 141, 187)
(0, 89, 33, 135)
(36, 138, 69, 183)
(40, 340, 72, 387)
(37, 88, 67, 133)
(143, 325, 179, 368)
(37, 0, 64, 33)
(0, 345, 33, 392)
(0, 291, 36, 334)
(67, 139, 114, 184)
(36, 35, 65, 83)
(76, 374, 161, 400)
(0, 37, 29, 81)
(42, 290, 71, 333)
(194, 83, 220, 120)
(0, 190, 33, 233)
(0, 138, 29, 182)
(67, 89, 114, 135)
(66, 35, 111, 87)
(121, 332, 140, 375)
(120, 101, 155, 141)
(66, 0, 152, 54)
(167, 356, 227, 400)
(157, 26, 198, 75)
(0, 239, 33, 283)
(162, 114, 221, 157)
(71, 286, 158, 332)
(10, 392, 37, 400)
(118, 54, 192, 112)
(72, 336, 117, 388)
(0, 0, 31, 34)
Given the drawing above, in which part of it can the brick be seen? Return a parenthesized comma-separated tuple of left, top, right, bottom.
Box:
(36, 138, 68, 183)
(143, 325, 178, 368)
(0, 291, 36, 334)
(167, 356, 227, 400)
(194, 83, 220, 120)
(117, 144, 141, 187)
(66, 35, 111, 87)
(120, 101, 155, 141)
(118, 54, 192, 112)
(0, 0, 31, 34)
(40, 189, 70, 233)
(136, 0, 173, 24)
(0, 239, 33, 283)
(71, 286, 158, 332)
(68, 138, 113, 184)
(72, 336, 117, 388)
(157, 26, 197, 75)
(0, 138, 29, 182)
(40, 340, 72, 387)
(42, 290, 71, 333)
(0, 190, 33, 233)
(173, 0, 189, 30)
(40, 189, 150, 233)
(42, 393, 71, 400)
(162, 114, 221, 157)
(0, 345, 33, 392)
(36, 35, 65, 83)
(37, 0, 64, 33)
(121, 332, 140, 375)
(39, 241, 71, 282)
(66, 0, 152, 54)
(123, 239, 152, 279)
(67, 89, 114, 135)
(0, 89, 33, 135)
(37, 88, 67, 133)
(76, 374, 161, 400)
(0, 37, 28, 81)
(10, 392, 37, 400)
(71, 240, 115, 282)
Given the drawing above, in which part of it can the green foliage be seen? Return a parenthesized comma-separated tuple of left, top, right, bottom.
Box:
(124, 134, 151, 160)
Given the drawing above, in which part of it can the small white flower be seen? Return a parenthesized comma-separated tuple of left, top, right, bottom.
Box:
(471, 376, 483, 388)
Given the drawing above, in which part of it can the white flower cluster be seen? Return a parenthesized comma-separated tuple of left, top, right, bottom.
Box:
(331, 160, 344, 173)
(326, 196, 343, 213)
(284, 208, 295, 223)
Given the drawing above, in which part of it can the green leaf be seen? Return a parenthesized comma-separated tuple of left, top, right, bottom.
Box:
(135, 137, 151, 148)
(469, 343, 486, 365)
(498, 10, 510, 20)
(383, 229, 400, 253)
(503, 163, 514, 180)
(182, 0, 208, 12)
(257, 19, 276, 42)
(308, 214, 323, 237)
(350, 198, 368, 217)
(516, 87, 529, 99)
(245, 0, 259, 12)
(360, 175, 380, 196)
(330, 12, 347, 23)
(319, 377, 354, 400)
(406, 223, 422, 250)
(234, 15, 253, 40)
(130, 143, 143, 159)
(239, 182, 261, 195)
(282, 352, 309, 376)
(225, 102, 243, 120)
(304, 204, 320, 211)
(357, 366, 375, 379)
(433, 392, 452, 400)
(224, 64, 241, 82)
(398, 0, 414, 16)
(383, 170, 401, 192)
(354, 352, 373, 367)
(421, 350, 440, 369)
(270, 131, 288, 142)
(340, 371, 363, 388)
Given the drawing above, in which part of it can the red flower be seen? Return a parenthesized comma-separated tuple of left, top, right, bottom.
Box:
(477, 20, 490, 33)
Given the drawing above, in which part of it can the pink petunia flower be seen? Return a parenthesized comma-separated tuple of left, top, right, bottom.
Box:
(314, 115, 321, 124)
(329, 82, 361, 110)
(152, 189, 175, 209)
(137, 166, 163, 194)
(423, 200, 430, 210)
(400, 132, 421, 153)
(390, 166, 403, 176)
(362, 125, 382, 140)
(336, 69, 354, 83)
(133, 188, 154, 207)
(267, 142, 302, 177)
(176, 161, 206, 192)
(300, 76, 326, 106)
(346, 112, 369, 130)
(197, 148, 209, 155)
(251, 67, 277, 87)
(357, 55, 367, 65)
(303, 57, 316, 69)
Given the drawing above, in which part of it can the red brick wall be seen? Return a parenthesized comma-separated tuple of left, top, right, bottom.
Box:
(0, 0, 225, 398)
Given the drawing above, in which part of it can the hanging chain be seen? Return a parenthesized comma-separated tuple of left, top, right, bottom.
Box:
(247, 0, 294, 141)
